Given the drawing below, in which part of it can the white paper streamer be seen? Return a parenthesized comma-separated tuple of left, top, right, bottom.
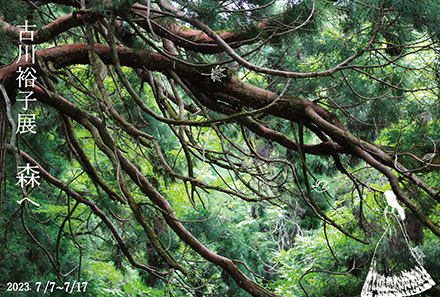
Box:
(361, 191, 436, 297)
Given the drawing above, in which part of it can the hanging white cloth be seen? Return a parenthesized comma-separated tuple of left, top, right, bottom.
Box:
(361, 191, 436, 297)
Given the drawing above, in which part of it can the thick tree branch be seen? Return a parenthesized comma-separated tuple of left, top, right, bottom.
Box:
(0, 12, 99, 44)
(131, 3, 267, 54)
(27, 85, 280, 297)
(7, 145, 167, 279)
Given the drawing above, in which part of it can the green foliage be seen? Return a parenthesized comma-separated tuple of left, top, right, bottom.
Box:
(272, 182, 440, 296)
(178, 201, 279, 296)
(2, 1, 440, 296)
(0, 0, 28, 23)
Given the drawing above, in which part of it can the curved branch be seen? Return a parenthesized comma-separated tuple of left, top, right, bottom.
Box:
(131, 4, 267, 54)
(29, 84, 279, 296)
(156, 0, 363, 78)
(305, 107, 440, 237)
(0, 12, 99, 44)
(7, 145, 167, 278)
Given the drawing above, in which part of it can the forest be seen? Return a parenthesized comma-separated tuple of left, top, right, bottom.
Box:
(1, 0, 440, 296)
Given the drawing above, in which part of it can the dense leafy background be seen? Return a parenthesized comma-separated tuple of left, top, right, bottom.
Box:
(1, 0, 440, 296)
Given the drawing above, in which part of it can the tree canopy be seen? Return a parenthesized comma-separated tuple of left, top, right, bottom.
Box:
(1, 0, 440, 296)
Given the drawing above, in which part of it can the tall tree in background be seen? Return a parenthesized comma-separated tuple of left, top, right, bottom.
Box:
(1, 0, 440, 296)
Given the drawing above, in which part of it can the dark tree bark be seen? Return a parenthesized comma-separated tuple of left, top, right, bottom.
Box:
(1, 1, 439, 296)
